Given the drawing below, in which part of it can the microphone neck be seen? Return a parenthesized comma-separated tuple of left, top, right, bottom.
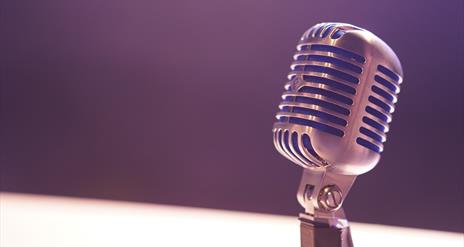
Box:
(296, 169, 356, 227)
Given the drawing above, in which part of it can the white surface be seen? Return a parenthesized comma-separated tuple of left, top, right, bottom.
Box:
(0, 192, 462, 247)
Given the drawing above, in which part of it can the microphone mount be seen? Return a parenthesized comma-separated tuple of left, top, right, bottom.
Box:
(297, 168, 356, 247)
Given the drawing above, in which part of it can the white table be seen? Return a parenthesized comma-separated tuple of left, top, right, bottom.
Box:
(0, 192, 461, 247)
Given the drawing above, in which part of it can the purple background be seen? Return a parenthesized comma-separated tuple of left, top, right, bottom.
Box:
(2, 0, 463, 232)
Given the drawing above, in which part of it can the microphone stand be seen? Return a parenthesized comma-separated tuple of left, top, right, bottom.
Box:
(296, 169, 356, 247)
(299, 214, 353, 247)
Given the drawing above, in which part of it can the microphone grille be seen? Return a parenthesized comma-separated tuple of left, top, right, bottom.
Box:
(273, 23, 403, 172)
(357, 64, 402, 153)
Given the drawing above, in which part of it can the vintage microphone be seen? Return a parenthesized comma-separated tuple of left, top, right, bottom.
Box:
(272, 22, 403, 247)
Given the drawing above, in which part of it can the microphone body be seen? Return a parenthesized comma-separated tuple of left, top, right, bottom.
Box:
(272, 23, 403, 247)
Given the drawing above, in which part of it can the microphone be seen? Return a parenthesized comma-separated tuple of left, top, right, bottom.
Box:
(272, 22, 403, 247)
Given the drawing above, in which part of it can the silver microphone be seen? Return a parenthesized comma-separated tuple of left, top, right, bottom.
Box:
(272, 22, 403, 247)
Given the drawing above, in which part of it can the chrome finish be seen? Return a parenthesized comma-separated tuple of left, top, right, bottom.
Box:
(272, 22, 404, 247)
(318, 185, 343, 211)
(296, 169, 356, 227)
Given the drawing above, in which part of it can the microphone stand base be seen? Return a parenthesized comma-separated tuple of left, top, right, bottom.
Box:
(299, 217, 353, 247)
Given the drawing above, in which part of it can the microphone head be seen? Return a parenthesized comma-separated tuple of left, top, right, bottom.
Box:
(273, 22, 403, 175)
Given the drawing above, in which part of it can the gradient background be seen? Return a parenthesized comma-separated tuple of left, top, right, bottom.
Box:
(1, 0, 463, 232)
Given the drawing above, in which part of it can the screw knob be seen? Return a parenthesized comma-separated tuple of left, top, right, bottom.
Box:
(318, 185, 343, 211)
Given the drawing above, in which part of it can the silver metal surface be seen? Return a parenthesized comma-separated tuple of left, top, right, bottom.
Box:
(318, 185, 343, 211)
(272, 22, 403, 247)
(296, 169, 355, 227)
